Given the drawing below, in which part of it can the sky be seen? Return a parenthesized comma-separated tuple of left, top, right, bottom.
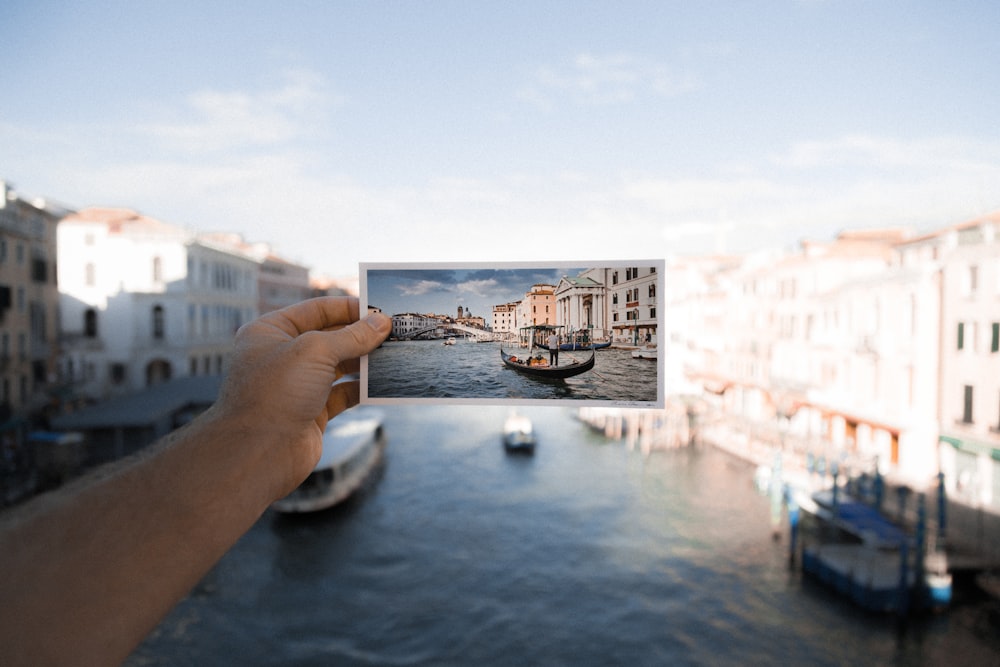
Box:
(365, 265, 586, 318)
(3, 1, 999, 280)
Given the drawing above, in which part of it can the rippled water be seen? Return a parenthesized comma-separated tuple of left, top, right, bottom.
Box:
(368, 340, 657, 402)
(128, 407, 1000, 666)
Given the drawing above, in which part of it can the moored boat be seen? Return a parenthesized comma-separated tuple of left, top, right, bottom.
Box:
(272, 406, 385, 513)
(797, 489, 951, 613)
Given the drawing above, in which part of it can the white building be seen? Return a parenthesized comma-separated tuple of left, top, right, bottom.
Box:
(554, 269, 610, 340)
(921, 212, 1000, 510)
(607, 266, 658, 345)
(491, 302, 519, 337)
(57, 208, 258, 399)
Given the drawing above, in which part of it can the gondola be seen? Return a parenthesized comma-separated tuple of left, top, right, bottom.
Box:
(500, 348, 595, 379)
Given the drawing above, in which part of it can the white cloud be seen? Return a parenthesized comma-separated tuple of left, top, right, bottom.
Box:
(139, 68, 340, 154)
(456, 279, 499, 297)
(520, 52, 699, 109)
(399, 280, 445, 296)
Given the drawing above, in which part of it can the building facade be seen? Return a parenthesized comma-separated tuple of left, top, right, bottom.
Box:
(607, 266, 658, 345)
(554, 269, 610, 340)
(517, 284, 556, 330)
(57, 208, 258, 400)
(0, 181, 63, 446)
(930, 213, 1000, 509)
(492, 302, 519, 337)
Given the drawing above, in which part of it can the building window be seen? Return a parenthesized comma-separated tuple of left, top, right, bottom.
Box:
(84, 309, 98, 337)
(153, 256, 163, 283)
(110, 363, 127, 385)
(957, 322, 964, 350)
(968, 265, 979, 295)
(962, 385, 974, 424)
(992, 322, 999, 353)
(85, 263, 96, 286)
(152, 305, 165, 339)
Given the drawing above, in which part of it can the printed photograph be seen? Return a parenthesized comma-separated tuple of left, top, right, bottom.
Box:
(361, 261, 664, 407)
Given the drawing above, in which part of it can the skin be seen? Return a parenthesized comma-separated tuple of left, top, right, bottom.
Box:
(0, 297, 392, 666)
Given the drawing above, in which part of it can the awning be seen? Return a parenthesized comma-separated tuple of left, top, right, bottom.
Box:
(940, 434, 1000, 462)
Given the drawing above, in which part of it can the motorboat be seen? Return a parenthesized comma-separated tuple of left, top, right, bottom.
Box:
(503, 411, 536, 454)
(631, 345, 657, 360)
(272, 406, 385, 513)
(444, 337, 457, 345)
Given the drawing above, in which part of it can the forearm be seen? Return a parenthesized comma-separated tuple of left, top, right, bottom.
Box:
(0, 406, 301, 666)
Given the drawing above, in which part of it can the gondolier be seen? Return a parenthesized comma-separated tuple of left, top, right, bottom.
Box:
(548, 332, 559, 366)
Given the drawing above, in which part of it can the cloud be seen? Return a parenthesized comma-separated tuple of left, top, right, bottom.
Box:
(456, 278, 499, 297)
(140, 68, 341, 154)
(398, 279, 446, 297)
(519, 52, 699, 109)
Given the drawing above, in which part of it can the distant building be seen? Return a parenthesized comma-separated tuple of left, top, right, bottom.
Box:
(492, 302, 519, 336)
(199, 233, 312, 314)
(0, 180, 64, 447)
(517, 284, 556, 329)
(57, 208, 259, 400)
(390, 313, 446, 339)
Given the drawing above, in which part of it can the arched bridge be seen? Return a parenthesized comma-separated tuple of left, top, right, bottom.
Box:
(396, 322, 497, 341)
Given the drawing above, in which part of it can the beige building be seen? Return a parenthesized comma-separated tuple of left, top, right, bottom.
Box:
(517, 284, 556, 330)
(0, 181, 63, 445)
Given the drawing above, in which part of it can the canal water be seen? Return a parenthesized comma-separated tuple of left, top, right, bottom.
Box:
(367, 340, 658, 402)
(128, 406, 1000, 666)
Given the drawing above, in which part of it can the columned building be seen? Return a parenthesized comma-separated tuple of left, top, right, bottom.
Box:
(554, 269, 609, 339)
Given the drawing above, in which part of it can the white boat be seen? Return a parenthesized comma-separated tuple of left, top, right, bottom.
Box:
(444, 337, 457, 345)
(502, 411, 536, 454)
(272, 406, 386, 513)
(631, 345, 657, 360)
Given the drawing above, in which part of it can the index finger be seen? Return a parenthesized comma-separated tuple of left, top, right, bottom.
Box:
(266, 297, 361, 337)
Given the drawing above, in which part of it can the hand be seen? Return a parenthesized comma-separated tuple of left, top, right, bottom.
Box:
(214, 296, 391, 498)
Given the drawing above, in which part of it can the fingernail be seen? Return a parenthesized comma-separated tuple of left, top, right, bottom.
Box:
(366, 312, 391, 331)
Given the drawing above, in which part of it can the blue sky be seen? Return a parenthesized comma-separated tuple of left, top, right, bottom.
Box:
(366, 266, 586, 318)
(3, 1, 998, 279)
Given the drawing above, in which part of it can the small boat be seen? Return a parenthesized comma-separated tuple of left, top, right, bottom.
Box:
(444, 337, 456, 345)
(272, 407, 385, 513)
(502, 411, 536, 454)
(631, 345, 657, 360)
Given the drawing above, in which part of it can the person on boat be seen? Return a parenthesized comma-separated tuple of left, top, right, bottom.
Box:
(548, 331, 559, 366)
(0, 297, 393, 667)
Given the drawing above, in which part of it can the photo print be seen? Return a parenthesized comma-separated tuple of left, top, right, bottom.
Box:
(360, 261, 664, 407)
